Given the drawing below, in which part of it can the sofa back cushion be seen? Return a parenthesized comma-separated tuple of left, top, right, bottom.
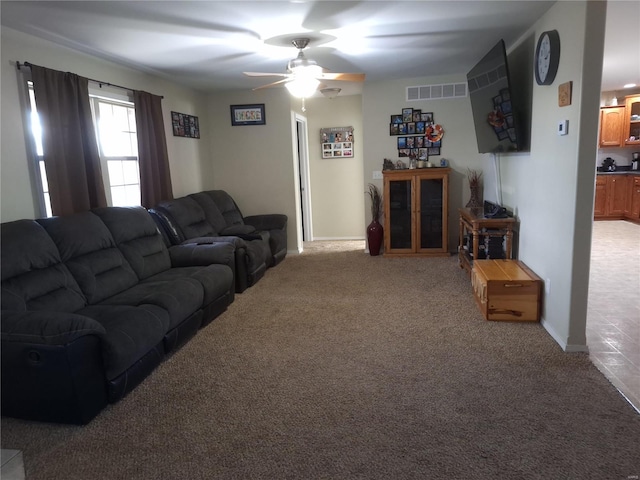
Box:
(156, 197, 218, 241)
(1, 220, 86, 312)
(37, 212, 139, 304)
(200, 191, 245, 227)
(188, 192, 229, 233)
(92, 207, 171, 280)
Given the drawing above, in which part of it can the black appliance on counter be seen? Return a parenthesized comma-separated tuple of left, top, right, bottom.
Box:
(601, 157, 616, 172)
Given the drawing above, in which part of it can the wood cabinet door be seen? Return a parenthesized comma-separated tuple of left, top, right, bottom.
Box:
(599, 106, 625, 147)
(631, 177, 640, 219)
(607, 176, 627, 216)
(594, 176, 607, 217)
(624, 94, 640, 145)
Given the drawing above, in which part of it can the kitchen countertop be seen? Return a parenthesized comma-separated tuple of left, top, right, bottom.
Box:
(596, 170, 640, 175)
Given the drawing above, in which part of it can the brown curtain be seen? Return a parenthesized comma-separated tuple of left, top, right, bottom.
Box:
(31, 65, 107, 216)
(134, 90, 173, 207)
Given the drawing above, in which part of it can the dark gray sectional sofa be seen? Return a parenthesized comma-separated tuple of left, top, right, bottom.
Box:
(1, 206, 236, 424)
(151, 190, 287, 293)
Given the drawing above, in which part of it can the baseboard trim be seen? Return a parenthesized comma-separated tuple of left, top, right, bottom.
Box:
(541, 318, 589, 353)
(310, 237, 366, 241)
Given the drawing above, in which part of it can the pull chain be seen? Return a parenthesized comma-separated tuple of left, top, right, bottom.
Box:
(301, 97, 306, 112)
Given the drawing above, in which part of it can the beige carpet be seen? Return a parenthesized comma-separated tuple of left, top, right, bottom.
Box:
(2, 241, 639, 479)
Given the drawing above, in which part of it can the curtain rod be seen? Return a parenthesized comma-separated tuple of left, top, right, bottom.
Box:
(16, 61, 164, 99)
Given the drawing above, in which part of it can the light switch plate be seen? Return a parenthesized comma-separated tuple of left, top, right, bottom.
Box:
(558, 120, 568, 136)
(372, 171, 383, 180)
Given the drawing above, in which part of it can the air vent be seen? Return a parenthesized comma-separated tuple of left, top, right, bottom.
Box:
(406, 82, 467, 101)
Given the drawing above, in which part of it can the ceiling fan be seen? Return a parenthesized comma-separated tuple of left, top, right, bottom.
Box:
(243, 38, 365, 98)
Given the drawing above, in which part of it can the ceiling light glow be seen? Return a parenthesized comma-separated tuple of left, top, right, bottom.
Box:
(624, 83, 637, 89)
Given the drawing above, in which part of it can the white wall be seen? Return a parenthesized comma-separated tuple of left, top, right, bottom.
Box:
(1, 27, 210, 222)
(206, 88, 301, 253)
(362, 75, 486, 252)
(304, 94, 365, 240)
(485, 1, 606, 351)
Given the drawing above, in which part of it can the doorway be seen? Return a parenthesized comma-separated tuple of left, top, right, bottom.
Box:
(295, 114, 312, 241)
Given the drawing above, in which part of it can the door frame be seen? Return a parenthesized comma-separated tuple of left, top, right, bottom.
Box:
(295, 113, 313, 241)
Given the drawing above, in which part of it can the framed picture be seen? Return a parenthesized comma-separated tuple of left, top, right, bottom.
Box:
(390, 124, 399, 135)
(416, 121, 425, 134)
(428, 147, 441, 156)
(402, 108, 413, 122)
(320, 126, 354, 158)
(397, 137, 407, 149)
(398, 123, 407, 135)
(171, 111, 200, 138)
(420, 112, 433, 123)
(230, 104, 266, 126)
(391, 115, 403, 124)
(407, 122, 416, 134)
(412, 110, 422, 122)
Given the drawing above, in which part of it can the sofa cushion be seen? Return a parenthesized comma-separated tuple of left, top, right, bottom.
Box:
(92, 207, 171, 280)
(1, 220, 86, 313)
(100, 277, 204, 330)
(37, 212, 139, 304)
(77, 304, 169, 380)
(155, 197, 219, 241)
(143, 264, 233, 308)
(201, 190, 245, 227)
(188, 191, 229, 233)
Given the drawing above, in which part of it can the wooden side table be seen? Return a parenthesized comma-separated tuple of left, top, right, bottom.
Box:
(458, 208, 517, 274)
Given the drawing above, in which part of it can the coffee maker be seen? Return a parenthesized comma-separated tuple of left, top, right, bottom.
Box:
(632, 152, 640, 171)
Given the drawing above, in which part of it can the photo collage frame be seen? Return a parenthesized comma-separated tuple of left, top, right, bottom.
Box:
(389, 108, 444, 157)
(171, 111, 200, 139)
(321, 126, 354, 158)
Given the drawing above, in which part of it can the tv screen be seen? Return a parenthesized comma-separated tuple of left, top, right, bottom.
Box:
(467, 40, 522, 154)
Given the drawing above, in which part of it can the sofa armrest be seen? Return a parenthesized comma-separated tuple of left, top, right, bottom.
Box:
(168, 242, 236, 269)
(1, 310, 106, 346)
(243, 214, 287, 231)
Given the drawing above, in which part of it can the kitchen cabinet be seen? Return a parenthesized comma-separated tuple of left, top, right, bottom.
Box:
(599, 105, 625, 147)
(383, 168, 449, 257)
(594, 174, 628, 219)
(624, 94, 640, 146)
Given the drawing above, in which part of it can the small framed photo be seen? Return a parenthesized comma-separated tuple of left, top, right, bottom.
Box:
(397, 137, 407, 149)
(402, 108, 413, 122)
(406, 137, 415, 148)
(420, 112, 433, 123)
(391, 115, 403, 124)
(230, 104, 266, 126)
(390, 124, 399, 135)
(428, 147, 441, 156)
(418, 148, 428, 158)
(412, 110, 422, 122)
(416, 121, 425, 134)
(407, 122, 416, 134)
(398, 149, 411, 157)
(398, 123, 407, 135)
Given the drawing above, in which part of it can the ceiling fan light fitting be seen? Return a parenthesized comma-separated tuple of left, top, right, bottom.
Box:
(285, 77, 320, 98)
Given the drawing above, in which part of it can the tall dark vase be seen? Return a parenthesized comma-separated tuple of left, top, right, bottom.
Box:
(367, 219, 383, 256)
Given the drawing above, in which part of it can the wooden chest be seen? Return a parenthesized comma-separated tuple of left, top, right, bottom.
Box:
(471, 259, 542, 322)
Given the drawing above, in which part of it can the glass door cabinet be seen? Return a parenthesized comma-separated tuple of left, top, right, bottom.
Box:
(383, 168, 450, 257)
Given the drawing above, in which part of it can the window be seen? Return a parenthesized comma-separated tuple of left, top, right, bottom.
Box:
(92, 97, 140, 207)
(26, 83, 140, 217)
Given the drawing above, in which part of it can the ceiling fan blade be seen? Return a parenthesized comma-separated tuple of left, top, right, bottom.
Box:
(243, 71, 289, 77)
(252, 78, 291, 90)
(319, 72, 366, 82)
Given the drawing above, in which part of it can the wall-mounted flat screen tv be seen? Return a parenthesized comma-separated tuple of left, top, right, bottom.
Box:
(467, 39, 523, 154)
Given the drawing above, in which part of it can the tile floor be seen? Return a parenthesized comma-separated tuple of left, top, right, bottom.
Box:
(587, 220, 640, 412)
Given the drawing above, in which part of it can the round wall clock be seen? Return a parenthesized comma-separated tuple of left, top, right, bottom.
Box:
(534, 30, 560, 86)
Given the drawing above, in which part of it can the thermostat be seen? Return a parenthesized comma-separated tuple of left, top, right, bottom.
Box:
(558, 120, 568, 136)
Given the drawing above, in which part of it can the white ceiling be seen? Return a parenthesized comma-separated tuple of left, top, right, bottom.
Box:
(1, 1, 638, 96)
